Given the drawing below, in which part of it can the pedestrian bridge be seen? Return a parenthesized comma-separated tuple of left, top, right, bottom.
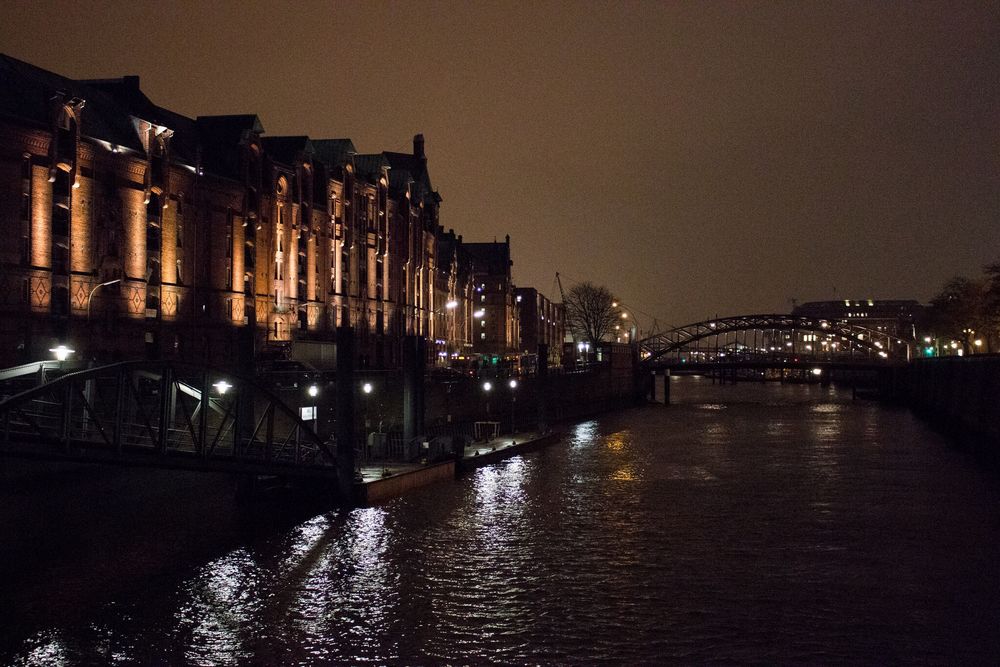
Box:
(0, 360, 337, 480)
(639, 314, 910, 367)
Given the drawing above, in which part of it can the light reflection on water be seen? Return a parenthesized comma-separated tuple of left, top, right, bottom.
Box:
(4, 377, 1000, 664)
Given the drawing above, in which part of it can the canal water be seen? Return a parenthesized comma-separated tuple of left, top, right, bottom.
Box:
(3, 376, 1000, 664)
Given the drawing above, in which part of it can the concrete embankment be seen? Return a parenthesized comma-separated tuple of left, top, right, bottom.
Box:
(353, 430, 563, 505)
(354, 460, 456, 505)
(903, 356, 1000, 458)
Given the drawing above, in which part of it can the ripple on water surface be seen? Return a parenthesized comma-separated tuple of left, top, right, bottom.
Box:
(3, 377, 1000, 664)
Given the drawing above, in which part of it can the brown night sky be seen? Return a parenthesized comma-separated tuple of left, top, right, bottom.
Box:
(2, 1, 997, 329)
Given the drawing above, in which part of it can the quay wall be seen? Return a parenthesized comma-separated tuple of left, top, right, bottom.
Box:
(903, 356, 1000, 448)
(424, 365, 642, 434)
(355, 460, 455, 505)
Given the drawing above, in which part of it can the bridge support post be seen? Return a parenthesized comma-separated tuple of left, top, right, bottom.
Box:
(663, 370, 670, 406)
(335, 326, 356, 498)
(821, 368, 831, 388)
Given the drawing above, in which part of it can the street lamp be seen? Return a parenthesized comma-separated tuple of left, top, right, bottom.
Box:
(213, 379, 231, 395)
(307, 384, 319, 398)
(509, 379, 518, 434)
(87, 278, 121, 321)
(49, 345, 75, 361)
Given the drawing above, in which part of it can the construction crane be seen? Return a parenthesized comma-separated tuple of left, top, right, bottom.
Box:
(556, 272, 567, 303)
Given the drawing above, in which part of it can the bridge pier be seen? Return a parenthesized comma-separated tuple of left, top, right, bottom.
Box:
(663, 370, 670, 406)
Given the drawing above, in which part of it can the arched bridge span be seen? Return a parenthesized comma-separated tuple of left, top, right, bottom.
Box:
(639, 314, 910, 365)
(0, 360, 337, 480)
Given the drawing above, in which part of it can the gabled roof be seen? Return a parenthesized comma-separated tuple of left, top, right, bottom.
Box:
(261, 135, 314, 166)
(194, 115, 264, 179)
(353, 153, 389, 179)
(83, 75, 204, 166)
(196, 114, 264, 144)
(384, 150, 435, 200)
(312, 138, 356, 168)
(0, 53, 143, 151)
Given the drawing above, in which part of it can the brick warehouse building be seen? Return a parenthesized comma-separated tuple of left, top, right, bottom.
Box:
(0, 54, 558, 372)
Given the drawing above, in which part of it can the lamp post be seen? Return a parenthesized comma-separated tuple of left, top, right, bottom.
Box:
(305, 383, 319, 433)
(445, 299, 458, 365)
(361, 381, 380, 473)
(87, 278, 121, 321)
(508, 378, 518, 434)
(482, 380, 493, 442)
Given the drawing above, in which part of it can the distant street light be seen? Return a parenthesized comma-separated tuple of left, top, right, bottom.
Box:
(213, 380, 232, 395)
(362, 382, 373, 394)
(307, 384, 319, 398)
(446, 300, 458, 310)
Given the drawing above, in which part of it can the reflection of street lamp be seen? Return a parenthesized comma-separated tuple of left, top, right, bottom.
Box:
(509, 379, 518, 434)
(87, 278, 121, 321)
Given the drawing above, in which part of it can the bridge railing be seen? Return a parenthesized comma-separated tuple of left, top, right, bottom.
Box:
(0, 361, 336, 475)
(639, 314, 910, 364)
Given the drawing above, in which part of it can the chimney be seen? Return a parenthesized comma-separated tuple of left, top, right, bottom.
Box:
(413, 133, 425, 159)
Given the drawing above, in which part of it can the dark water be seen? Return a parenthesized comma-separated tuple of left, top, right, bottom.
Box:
(3, 377, 1000, 665)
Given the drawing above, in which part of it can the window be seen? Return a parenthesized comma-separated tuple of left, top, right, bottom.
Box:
(20, 155, 31, 266)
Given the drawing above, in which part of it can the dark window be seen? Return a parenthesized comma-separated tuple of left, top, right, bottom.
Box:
(51, 284, 69, 316)
(21, 155, 31, 265)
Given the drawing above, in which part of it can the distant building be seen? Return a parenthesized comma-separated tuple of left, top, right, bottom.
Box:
(433, 228, 474, 364)
(791, 299, 923, 341)
(515, 287, 564, 369)
(464, 237, 519, 361)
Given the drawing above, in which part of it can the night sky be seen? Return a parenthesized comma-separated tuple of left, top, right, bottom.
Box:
(3, 1, 997, 330)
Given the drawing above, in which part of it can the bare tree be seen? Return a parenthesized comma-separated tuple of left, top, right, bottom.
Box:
(564, 281, 618, 343)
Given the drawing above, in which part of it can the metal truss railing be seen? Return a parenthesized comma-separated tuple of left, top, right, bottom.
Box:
(0, 361, 337, 478)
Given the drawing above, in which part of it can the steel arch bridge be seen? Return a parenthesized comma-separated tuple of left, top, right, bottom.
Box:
(638, 314, 910, 365)
(0, 360, 339, 481)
